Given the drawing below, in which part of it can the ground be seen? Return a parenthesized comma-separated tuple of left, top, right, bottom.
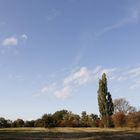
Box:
(0, 127, 139, 140)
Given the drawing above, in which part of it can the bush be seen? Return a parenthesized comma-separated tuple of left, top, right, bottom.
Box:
(126, 111, 140, 128)
(112, 112, 126, 127)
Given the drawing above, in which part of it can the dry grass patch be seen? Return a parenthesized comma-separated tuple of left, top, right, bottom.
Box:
(0, 127, 139, 140)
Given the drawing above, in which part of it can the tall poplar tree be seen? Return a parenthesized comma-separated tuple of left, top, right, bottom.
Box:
(98, 73, 114, 127)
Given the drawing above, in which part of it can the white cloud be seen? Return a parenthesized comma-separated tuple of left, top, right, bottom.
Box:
(35, 65, 140, 99)
(21, 34, 28, 40)
(1, 34, 28, 51)
(34, 83, 56, 97)
(34, 66, 117, 99)
(2, 37, 18, 46)
(34, 67, 96, 99)
(54, 85, 71, 99)
(41, 84, 55, 93)
(64, 67, 93, 86)
(55, 67, 95, 99)
(41, 83, 56, 93)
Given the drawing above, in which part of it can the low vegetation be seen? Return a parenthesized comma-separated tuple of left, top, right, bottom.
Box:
(0, 127, 139, 140)
(0, 109, 140, 129)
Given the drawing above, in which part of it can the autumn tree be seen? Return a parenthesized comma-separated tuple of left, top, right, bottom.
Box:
(112, 112, 126, 127)
(113, 98, 136, 115)
(126, 111, 140, 128)
(98, 73, 114, 127)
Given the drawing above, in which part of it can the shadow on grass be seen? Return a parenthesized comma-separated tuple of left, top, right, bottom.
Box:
(0, 130, 139, 140)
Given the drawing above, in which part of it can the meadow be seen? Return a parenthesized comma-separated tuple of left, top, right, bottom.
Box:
(0, 127, 139, 140)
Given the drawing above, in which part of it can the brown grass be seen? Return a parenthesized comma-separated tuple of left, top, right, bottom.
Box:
(0, 127, 139, 140)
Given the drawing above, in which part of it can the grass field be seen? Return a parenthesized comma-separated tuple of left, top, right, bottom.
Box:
(0, 127, 139, 140)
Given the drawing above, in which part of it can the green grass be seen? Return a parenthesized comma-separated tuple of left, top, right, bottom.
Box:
(0, 127, 139, 140)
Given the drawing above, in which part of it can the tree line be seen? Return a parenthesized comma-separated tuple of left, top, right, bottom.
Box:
(97, 73, 140, 128)
(0, 108, 139, 128)
(0, 73, 139, 128)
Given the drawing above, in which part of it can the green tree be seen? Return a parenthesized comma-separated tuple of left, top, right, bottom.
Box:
(81, 111, 92, 127)
(90, 114, 100, 127)
(34, 119, 43, 127)
(97, 73, 114, 127)
(61, 112, 80, 127)
(107, 92, 114, 116)
(0, 118, 8, 128)
(12, 119, 24, 127)
(24, 120, 35, 127)
(53, 110, 68, 126)
(42, 114, 55, 128)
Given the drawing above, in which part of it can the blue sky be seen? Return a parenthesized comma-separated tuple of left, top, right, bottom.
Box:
(0, 0, 140, 120)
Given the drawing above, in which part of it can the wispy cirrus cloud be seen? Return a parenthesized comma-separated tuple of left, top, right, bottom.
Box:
(8, 74, 25, 82)
(127, 66, 140, 90)
(34, 64, 140, 99)
(128, 66, 140, 78)
(73, 47, 86, 66)
(34, 83, 56, 97)
(72, 4, 140, 65)
(111, 65, 140, 90)
(95, 4, 140, 37)
(47, 8, 59, 21)
(34, 66, 116, 99)
(55, 67, 95, 99)
(130, 80, 140, 90)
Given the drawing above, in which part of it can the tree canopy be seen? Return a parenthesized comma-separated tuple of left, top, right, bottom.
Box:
(98, 73, 114, 127)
